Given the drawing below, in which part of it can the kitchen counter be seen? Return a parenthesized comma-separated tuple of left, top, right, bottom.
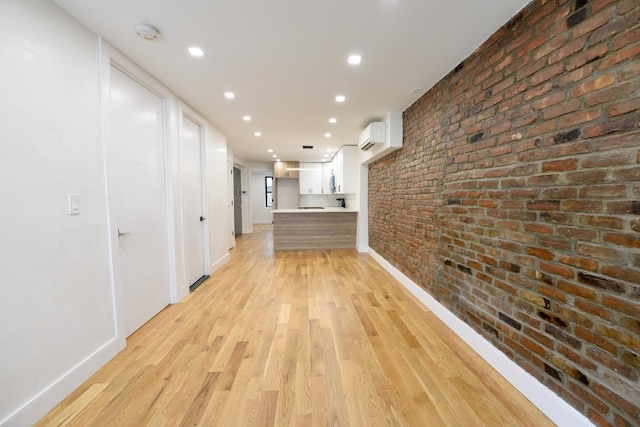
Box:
(272, 209, 357, 251)
(272, 207, 359, 213)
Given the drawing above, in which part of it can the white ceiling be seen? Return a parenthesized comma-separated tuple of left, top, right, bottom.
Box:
(52, 0, 531, 163)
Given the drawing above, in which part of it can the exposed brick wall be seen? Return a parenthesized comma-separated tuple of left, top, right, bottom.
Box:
(368, 0, 640, 425)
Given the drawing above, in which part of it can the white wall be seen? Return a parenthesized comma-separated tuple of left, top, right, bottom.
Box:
(0, 0, 116, 424)
(250, 172, 274, 224)
(0, 0, 230, 424)
(205, 125, 230, 270)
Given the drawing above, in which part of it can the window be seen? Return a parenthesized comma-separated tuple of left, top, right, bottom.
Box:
(265, 176, 273, 208)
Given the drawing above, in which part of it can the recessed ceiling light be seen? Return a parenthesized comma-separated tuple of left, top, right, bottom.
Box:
(254, 131, 262, 137)
(329, 118, 337, 124)
(348, 54, 362, 65)
(188, 47, 204, 57)
(324, 133, 331, 138)
(276, 159, 281, 162)
(335, 95, 346, 103)
(243, 115, 251, 121)
(272, 154, 277, 158)
(268, 149, 273, 153)
(323, 154, 329, 157)
(326, 148, 333, 152)
(224, 91, 235, 99)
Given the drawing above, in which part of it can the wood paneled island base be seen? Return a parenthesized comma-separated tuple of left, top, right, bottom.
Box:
(273, 210, 357, 250)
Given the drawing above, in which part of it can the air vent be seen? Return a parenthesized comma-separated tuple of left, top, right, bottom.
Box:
(302, 145, 313, 149)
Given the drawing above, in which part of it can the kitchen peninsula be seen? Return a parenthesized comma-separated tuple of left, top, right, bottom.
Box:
(272, 208, 357, 251)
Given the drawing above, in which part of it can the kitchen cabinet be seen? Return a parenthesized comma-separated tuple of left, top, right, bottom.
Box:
(332, 145, 357, 193)
(299, 162, 332, 194)
(274, 161, 299, 179)
(299, 162, 321, 194)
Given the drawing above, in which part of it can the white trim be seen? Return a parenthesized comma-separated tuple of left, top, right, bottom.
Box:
(99, 38, 177, 333)
(0, 339, 119, 427)
(175, 103, 210, 302)
(210, 253, 230, 273)
(253, 220, 273, 225)
(367, 247, 594, 427)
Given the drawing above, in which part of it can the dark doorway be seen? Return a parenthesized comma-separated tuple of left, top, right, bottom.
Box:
(233, 167, 243, 236)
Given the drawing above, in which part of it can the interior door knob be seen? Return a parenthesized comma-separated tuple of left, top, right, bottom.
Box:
(200, 216, 206, 222)
(117, 229, 132, 237)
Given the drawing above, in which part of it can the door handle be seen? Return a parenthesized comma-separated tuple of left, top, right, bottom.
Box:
(117, 229, 132, 238)
(200, 216, 206, 222)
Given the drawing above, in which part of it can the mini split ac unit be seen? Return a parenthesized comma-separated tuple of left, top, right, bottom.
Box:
(359, 122, 385, 151)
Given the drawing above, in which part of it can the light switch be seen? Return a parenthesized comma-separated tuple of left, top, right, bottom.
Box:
(68, 193, 80, 215)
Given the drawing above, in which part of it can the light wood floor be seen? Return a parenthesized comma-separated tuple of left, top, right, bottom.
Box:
(37, 225, 554, 426)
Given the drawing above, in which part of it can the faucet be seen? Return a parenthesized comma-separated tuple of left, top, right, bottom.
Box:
(336, 198, 346, 208)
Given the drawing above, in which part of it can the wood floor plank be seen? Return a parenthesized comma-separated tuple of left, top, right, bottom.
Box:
(36, 224, 555, 427)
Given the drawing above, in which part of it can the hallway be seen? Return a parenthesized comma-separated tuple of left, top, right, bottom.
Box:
(37, 225, 553, 426)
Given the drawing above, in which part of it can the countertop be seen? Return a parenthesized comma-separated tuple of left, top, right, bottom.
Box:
(272, 208, 359, 213)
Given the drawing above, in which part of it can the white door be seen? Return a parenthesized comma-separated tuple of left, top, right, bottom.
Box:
(181, 116, 206, 289)
(110, 66, 170, 337)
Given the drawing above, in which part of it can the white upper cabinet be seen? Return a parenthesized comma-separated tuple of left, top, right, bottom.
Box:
(299, 162, 325, 194)
(332, 146, 358, 194)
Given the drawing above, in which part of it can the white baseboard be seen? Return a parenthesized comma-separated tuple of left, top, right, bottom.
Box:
(1, 338, 119, 427)
(252, 220, 273, 225)
(367, 247, 594, 427)
(210, 253, 230, 274)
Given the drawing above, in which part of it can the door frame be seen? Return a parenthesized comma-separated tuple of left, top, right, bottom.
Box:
(99, 39, 178, 350)
(177, 105, 210, 292)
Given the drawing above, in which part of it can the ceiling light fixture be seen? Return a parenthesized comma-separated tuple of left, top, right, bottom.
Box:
(329, 118, 337, 124)
(268, 149, 273, 153)
(243, 115, 251, 121)
(224, 91, 235, 99)
(135, 23, 160, 41)
(335, 95, 346, 103)
(276, 159, 281, 162)
(324, 133, 331, 138)
(255, 131, 262, 137)
(188, 47, 204, 57)
(272, 154, 277, 158)
(348, 54, 362, 65)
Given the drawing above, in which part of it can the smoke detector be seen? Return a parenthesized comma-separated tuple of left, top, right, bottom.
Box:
(135, 23, 160, 41)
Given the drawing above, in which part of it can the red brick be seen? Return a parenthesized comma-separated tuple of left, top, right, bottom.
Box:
(527, 200, 561, 211)
(599, 43, 640, 69)
(571, 74, 616, 98)
(584, 113, 638, 138)
(565, 43, 608, 71)
(601, 265, 640, 285)
(566, 170, 607, 184)
(542, 159, 577, 172)
(533, 92, 566, 110)
(576, 243, 626, 263)
(602, 296, 640, 318)
(549, 37, 587, 64)
(524, 223, 553, 234)
(560, 200, 603, 213)
(608, 97, 640, 117)
(557, 280, 597, 301)
(558, 109, 601, 128)
(538, 284, 568, 302)
(574, 299, 616, 323)
(607, 201, 640, 215)
(559, 255, 598, 271)
(530, 63, 564, 86)
(575, 326, 617, 354)
(540, 262, 574, 279)
(582, 152, 633, 168)
(583, 82, 637, 108)
(579, 185, 628, 198)
(542, 99, 581, 120)
(603, 233, 640, 249)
